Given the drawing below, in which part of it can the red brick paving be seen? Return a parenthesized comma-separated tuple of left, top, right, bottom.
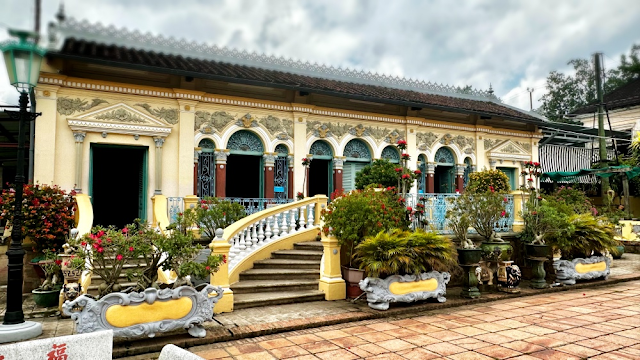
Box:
(187, 280, 640, 359)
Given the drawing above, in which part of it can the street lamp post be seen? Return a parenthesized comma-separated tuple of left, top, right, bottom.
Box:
(0, 29, 45, 343)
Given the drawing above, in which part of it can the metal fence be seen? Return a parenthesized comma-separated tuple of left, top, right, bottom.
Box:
(227, 197, 293, 215)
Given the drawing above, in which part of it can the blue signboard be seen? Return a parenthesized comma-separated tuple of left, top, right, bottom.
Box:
(274, 186, 285, 193)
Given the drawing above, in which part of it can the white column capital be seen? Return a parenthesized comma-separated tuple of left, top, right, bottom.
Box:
(263, 153, 276, 166)
(426, 162, 436, 174)
(73, 131, 86, 143)
(153, 137, 165, 148)
(215, 149, 230, 164)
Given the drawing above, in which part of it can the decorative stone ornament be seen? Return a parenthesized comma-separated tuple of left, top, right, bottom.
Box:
(359, 271, 450, 310)
(553, 256, 611, 285)
(62, 285, 224, 338)
(496, 260, 521, 293)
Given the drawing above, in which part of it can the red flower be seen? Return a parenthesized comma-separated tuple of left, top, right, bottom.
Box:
(381, 204, 386, 210)
(396, 139, 407, 146)
(55, 259, 62, 265)
(504, 197, 508, 202)
(81, 241, 87, 247)
(489, 186, 494, 192)
(122, 228, 128, 234)
(96, 239, 102, 245)
(501, 211, 506, 217)
(92, 243, 99, 249)
(129, 246, 134, 252)
(407, 206, 413, 212)
(97, 247, 104, 253)
(402, 174, 410, 179)
(531, 211, 538, 215)
(395, 168, 402, 173)
(116, 254, 123, 261)
(96, 230, 105, 238)
(414, 169, 422, 175)
(222, 255, 227, 264)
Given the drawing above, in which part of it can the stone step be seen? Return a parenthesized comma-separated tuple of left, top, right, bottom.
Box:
(233, 290, 325, 309)
(239, 268, 320, 281)
(271, 249, 323, 261)
(252, 259, 321, 269)
(230, 279, 319, 294)
(293, 241, 323, 251)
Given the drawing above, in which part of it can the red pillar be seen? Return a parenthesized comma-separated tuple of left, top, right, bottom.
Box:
(333, 159, 343, 194)
(264, 155, 275, 199)
(288, 164, 294, 200)
(426, 163, 435, 193)
(456, 175, 464, 193)
(215, 151, 228, 198)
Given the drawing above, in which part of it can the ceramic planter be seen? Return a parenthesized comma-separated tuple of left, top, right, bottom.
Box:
(359, 271, 450, 310)
(553, 256, 611, 285)
(480, 241, 513, 261)
(496, 261, 521, 293)
(342, 266, 365, 298)
(457, 248, 483, 265)
(525, 244, 550, 258)
(611, 245, 625, 259)
(62, 285, 224, 338)
(32, 288, 61, 307)
(458, 249, 482, 299)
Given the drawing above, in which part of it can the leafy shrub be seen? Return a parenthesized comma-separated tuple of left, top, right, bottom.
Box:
(543, 186, 594, 216)
(322, 187, 409, 267)
(0, 184, 76, 253)
(354, 229, 457, 278)
(547, 214, 617, 259)
(355, 159, 398, 190)
(195, 197, 246, 239)
(448, 190, 510, 241)
(466, 169, 510, 194)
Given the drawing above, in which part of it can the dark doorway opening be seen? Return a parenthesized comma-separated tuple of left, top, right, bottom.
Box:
(308, 159, 330, 196)
(434, 165, 454, 193)
(226, 154, 261, 198)
(92, 145, 147, 228)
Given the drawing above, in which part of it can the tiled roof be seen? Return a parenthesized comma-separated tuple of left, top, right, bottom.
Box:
(50, 37, 542, 122)
(573, 77, 640, 115)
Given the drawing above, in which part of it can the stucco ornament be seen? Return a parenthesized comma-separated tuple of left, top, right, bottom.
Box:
(238, 113, 257, 128)
(483, 138, 502, 150)
(385, 130, 405, 144)
(257, 115, 294, 139)
(57, 97, 108, 115)
(307, 121, 351, 139)
(553, 256, 611, 285)
(416, 132, 439, 150)
(501, 143, 522, 154)
(62, 285, 224, 338)
(451, 135, 474, 153)
(95, 109, 146, 123)
(359, 271, 450, 310)
(350, 124, 368, 137)
(516, 141, 532, 151)
(197, 111, 237, 133)
(135, 103, 179, 124)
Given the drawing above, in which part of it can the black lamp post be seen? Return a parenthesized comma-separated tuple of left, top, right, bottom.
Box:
(0, 29, 44, 342)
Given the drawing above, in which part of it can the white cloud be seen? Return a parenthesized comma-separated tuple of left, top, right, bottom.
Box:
(0, 0, 639, 112)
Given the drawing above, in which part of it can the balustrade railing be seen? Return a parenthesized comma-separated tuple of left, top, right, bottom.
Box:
(221, 196, 326, 271)
(226, 197, 293, 215)
(167, 197, 184, 224)
(409, 193, 514, 234)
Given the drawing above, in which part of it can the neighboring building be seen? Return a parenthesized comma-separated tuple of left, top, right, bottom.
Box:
(572, 77, 640, 137)
(33, 16, 545, 228)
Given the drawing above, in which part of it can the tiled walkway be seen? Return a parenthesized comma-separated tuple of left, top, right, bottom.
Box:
(188, 280, 640, 359)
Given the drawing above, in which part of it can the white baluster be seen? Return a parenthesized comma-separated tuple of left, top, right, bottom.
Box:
(307, 204, 315, 229)
(289, 209, 296, 233)
(272, 213, 280, 239)
(230, 234, 239, 259)
(251, 222, 258, 248)
(239, 228, 247, 253)
(298, 206, 306, 229)
(280, 210, 289, 235)
(257, 219, 265, 245)
(264, 216, 272, 242)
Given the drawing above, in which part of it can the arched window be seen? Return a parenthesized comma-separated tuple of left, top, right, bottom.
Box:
(275, 144, 289, 156)
(343, 139, 372, 192)
(198, 138, 215, 152)
(434, 147, 455, 165)
(343, 139, 371, 160)
(227, 130, 264, 154)
(463, 157, 472, 189)
(309, 140, 333, 159)
(381, 146, 400, 164)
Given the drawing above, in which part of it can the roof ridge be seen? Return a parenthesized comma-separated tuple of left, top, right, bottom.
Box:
(48, 17, 500, 102)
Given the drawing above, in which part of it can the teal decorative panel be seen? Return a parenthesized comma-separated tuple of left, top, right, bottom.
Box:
(344, 139, 371, 160)
(381, 146, 400, 163)
(309, 141, 333, 157)
(435, 147, 454, 164)
(227, 130, 264, 153)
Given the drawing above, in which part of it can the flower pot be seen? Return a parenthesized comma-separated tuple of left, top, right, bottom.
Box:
(611, 245, 625, 259)
(341, 267, 365, 298)
(480, 241, 513, 261)
(458, 248, 483, 265)
(30, 257, 46, 279)
(526, 244, 550, 258)
(32, 288, 61, 308)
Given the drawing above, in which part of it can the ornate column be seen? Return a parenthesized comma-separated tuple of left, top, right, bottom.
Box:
(489, 159, 497, 170)
(287, 155, 294, 199)
(263, 153, 276, 199)
(455, 164, 466, 193)
(73, 132, 86, 193)
(333, 157, 345, 192)
(426, 163, 436, 193)
(214, 149, 229, 198)
(153, 137, 165, 195)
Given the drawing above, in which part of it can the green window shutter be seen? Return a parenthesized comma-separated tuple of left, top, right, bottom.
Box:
(343, 163, 354, 192)
(497, 167, 516, 191)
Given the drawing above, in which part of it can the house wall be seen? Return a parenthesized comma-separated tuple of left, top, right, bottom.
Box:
(578, 105, 640, 135)
(34, 71, 541, 222)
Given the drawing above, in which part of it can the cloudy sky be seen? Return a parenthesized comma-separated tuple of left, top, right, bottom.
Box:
(1, 0, 639, 112)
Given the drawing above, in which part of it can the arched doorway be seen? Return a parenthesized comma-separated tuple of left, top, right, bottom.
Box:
(308, 140, 333, 197)
(197, 138, 216, 198)
(434, 147, 455, 193)
(463, 157, 472, 190)
(274, 144, 289, 200)
(226, 130, 264, 198)
(343, 139, 372, 192)
(381, 146, 400, 164)
(417, 154, 427, 194)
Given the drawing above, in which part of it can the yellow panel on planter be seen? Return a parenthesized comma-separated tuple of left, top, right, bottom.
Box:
(389, 278, 438, 295)
(575, 261, 607, 274)
(105, 297, 193, 328)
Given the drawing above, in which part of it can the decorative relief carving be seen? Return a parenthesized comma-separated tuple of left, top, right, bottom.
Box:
(416, 132, 439, 151)
(451, 135, 474, 152)
(95, 109, 146, 123)
(135, 103, 179, 124)
(195, 111, 235, 133)
(257, 115, 294, 139)
(385, 130, 405, 144)
(516, 141, 532, 151)
(57, 97, 108, 115)
(440, 134, 454, 145)
(501, 144, 522, 154)
(237, 113, 257, 128)
(484, 138, 502, 150)
(350, 124, 367, 137)
(367, 126, 388, 140)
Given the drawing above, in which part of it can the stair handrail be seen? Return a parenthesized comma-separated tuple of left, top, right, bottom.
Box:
(221, 195, 327, 245)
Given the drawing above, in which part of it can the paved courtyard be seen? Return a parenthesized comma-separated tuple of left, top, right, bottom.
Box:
(187, 280, 640, 360)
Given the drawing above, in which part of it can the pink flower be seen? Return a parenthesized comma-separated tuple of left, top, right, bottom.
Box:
(122, 228, 128, 234)
(501, 211, 506, 217)
(205, 266, 211, 270)
(81, 241, 87, 247)
(414, 170, 422, 175)
(504, 197, 508, 203)
(97, 247, 104, 253)
(96, 230, 105, 238)
(129, 246, 134, 252)
(407, 206, 413, 212)
(116, 254, 123, 261)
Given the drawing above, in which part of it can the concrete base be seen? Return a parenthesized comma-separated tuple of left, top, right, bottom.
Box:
(0, 321, 43, 344)
(213, 288, 234, 314)
(319, 277, 346, 300)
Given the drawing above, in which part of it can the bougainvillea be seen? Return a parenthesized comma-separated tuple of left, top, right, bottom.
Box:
(0, 184, 76, 253)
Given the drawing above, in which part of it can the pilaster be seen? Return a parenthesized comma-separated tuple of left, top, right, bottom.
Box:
(33, 84, 60, 185)
(332, 156, 345, 193)
(73, 132, 86, 192)
(406, 126, 418, 194)
(426, 162, 436, 193)
(263, 152, 276, 199)
(210, 230, 233, 313)
(318, 233, 346, 300)
(214, 149, 229, 198)
(292, 109, 311, 195)
(177, 99, 198, 197)
(153, 137, 165, 195)
(456, 164, 466, 193)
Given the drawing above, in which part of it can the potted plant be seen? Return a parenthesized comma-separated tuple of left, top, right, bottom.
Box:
(194, 197, 246, 241)
(322, 187, 409, 297)
(611, 240, 625, 259)
(447, 195, 483, 298)
(32, 249, 63, 307)
(355, 229, 456, 310)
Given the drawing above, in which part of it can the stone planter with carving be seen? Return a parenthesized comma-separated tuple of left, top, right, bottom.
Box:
(359, 271, 450, 310)
(62, 285, 224, 338)
(553, 256, 611, 285)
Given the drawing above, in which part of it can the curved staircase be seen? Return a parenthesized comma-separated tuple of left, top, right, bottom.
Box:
(232, 240, 325, 309)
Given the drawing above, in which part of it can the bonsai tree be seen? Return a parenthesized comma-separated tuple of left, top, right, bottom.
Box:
(446, 197, 473, 248)
(355, 159, 398, 190)
(38, 249, 63, 291)
(354, 229, 457, 278)
(195, 197, 246, 239)
(322, 187, 409, 268)
(450, 189, 510, 242)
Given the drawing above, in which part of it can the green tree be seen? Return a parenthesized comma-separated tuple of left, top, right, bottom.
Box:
(355, 159, 399, 190)
(539, 44, 640, 122)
